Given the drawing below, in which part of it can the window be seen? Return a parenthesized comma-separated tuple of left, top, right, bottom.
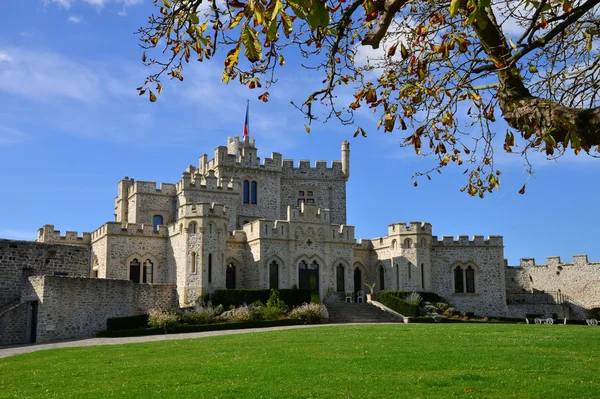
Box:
(226, 263, 236, 289)
(189, 222, 197, 234)
(269, 261, 279, 289)
(251, 181, 257, 204)
(404, 238, 412, 248)
(243, 180, 250, 203)
(143, 259, 153, 283)
(191, 252, 197, 274)
(336, 264, 345, 292)
(454, 266, 464, 293)
(466, 266, 475, 293)
(395, 264, 400, 290)
(129, 259, 141, 283)
(299, 260, 319, 292)
(297, 188, 317, 206)
(421, 263, 425, 289)
(307, 191, 313, 197)
(298, 198, 305, 206)
(299, 190, 305, 197)
(408, 262, 412, 280)
(379, 265, 385, 290)
(208, 254, 213, 283)
(153, 215, 163, 232)
(306, 199, 315, 204)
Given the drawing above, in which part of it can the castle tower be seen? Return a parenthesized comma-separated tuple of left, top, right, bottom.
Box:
(114, 177, 134, 224)
(341, 140, 350, 179)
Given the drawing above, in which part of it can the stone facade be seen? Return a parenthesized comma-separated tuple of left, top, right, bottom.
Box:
(2, 135, 599, 345)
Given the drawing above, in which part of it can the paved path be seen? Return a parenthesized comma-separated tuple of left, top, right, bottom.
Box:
(0, 323, 381, 359)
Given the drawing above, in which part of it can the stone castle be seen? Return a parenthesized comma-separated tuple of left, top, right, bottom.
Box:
(2, 135, 599, 345)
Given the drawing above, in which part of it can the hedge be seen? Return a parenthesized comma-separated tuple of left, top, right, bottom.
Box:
(210, 289, 311, 309)
(106, 314, 149, 331)
(377, 291, 420, 317)
(97, 318, 305, 338)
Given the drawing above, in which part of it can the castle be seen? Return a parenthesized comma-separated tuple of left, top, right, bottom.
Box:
(1, 135, 599, 345)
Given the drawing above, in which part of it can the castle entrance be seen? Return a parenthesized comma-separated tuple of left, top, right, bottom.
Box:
(28, 301, 38, 344)
(299, 261, 319, 293)
(354, 268, 362, 295)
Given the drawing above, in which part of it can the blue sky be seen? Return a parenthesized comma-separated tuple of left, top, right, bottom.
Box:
(1, 0, 598, 266)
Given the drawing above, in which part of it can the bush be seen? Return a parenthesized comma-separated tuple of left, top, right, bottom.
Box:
(177, 305, 215, 325)
(148, 309, 179, 332)
(210, 289, 311, 309)
(377, 291, 420, 317)
(106, 314, 149, 331)
(263, 289, 287, 320)
(405, 292, 423, 306)
(289, 303, 326, 323)
(230, 305, 256, 322)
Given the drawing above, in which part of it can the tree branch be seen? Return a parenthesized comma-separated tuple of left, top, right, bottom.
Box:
(362, 0, 409, 48)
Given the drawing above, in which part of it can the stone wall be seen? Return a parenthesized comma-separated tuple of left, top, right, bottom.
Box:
(0, 303, 28, 345)
(506, 304, 571, 319)
(506, 255, 600, 314)
(28, 276, 177, 344)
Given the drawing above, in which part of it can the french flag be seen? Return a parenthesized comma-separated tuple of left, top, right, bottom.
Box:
(243, 100, 249, 137)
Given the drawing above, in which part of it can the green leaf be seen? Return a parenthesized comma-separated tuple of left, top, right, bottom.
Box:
(449, 0, 460, 17)
(288, 0, 309, 19)
(242, 24, 262, 62)
(281, 11, 293, 38)
(189, 13, 199, 25)
(306, 0, 330, 30)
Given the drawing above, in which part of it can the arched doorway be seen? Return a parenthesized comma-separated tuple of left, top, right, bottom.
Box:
(354, 267, 362, 295)
(226, 264, 236, 289)
(299, 260, 319, 293)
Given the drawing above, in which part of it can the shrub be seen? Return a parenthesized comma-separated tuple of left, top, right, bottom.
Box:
(310, 294, 321, 304)
(148, 309, 179, 332)
(377, 291, 420, 317)
(230, 305, 255, 322)
(405, 292, 423, 306)
(263, 289, 287, 320)
(106, 314, 149, 331)
(177, 305, 215, 325)
(289, 303, 326, 323)
(211, 289, 310, 309)
(436, 302, 449, 311)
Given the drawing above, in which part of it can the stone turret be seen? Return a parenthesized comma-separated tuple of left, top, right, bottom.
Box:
(341, 140, 350, 179)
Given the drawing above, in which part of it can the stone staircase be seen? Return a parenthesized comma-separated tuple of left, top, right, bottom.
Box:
(325, 302, 403, 323)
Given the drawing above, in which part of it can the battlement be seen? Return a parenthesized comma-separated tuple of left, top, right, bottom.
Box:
(388, 221, 433, 235)
(91, 222, 169, 240)
(517, 254, 598, 268)
(281, 159, 345, 179)
(286, 203, 330, 224)
(227, 230, 248, 243)
(227, 135, 256, 148)
(354, 239, 374, 250)
(178, 202, 229, 219)
(242, 216, 354, 243)
(177, 170, 240, 192)
(129, 181, 177, 196)
(431, 235, 503, 247)
(37, 225, 91, 245)
(199, 139, 282, 172)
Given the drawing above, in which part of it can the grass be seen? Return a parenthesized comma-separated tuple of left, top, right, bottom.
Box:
(1, 324, 600, 398)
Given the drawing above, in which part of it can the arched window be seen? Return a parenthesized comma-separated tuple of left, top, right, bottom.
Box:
(391, 239, 397, 250)
(208, 254, 212, 283)
(251, 181, 257, 204)
(269, 261, 279, 289)
(143, 259, 153, 283)
(336, 263, 345, 292)
(152, 215, 163, 232)
(209, 223, 213, 234)
(379, 265, 385, 290)
(404, 238, 412, 248)
(226, 263, 236, 289)
(243, 180, 250, 203)
(454, 266, 464, 293)
(189, 222, 197, 234)
(129, 258, 141, 283)
(466, 266, 475, 293)
(191, 252, 197, 274)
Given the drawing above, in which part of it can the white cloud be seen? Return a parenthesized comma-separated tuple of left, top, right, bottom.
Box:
(44, 0, 142, 9)
(67, 15, 83, 23)
(0, 51, 13, 64)
(0, 127, 31, 146)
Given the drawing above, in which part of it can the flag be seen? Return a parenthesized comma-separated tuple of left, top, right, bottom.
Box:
(243, 100, 249, 137)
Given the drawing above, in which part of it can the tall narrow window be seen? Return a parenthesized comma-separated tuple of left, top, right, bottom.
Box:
(408, 262, 412, 280)
(466, 266, 475, 293)
(250, 181, 257, 204)
(396, 264, 400, 290)
(191, 252, 197, 274)
(208, 254, 212, 283)
(454, 266, 464, 293)
(129, 259, 141, 283)
(143, 259, 153, 283)
(243, 180, 250, 203)
(379, 265, 385, 290)
(189, 222, 197, 234)
(269, 261, 279, 289)
(153, 215, 163, 232)
(421, 263, 425, 289)
(336, 264, 345, 292)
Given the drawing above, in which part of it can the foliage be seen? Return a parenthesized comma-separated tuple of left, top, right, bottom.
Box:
(148, 309, 179, 332)
(9, 325, 600, 398)
(263, 289, 288, 320)
(364, 282, 376, 294)
(106, 314, 149, 331)
(178, 305, 216, 325)
(405, 291, 423, 306)
(230, 304, 257, 322)
(211, 289, 311, 309)
(288, 302, 327, 323)
(138, 0, 600, 196)
(377, 291, 420, 316)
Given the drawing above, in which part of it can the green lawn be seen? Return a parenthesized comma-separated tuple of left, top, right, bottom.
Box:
(1, 324, 599, 398)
